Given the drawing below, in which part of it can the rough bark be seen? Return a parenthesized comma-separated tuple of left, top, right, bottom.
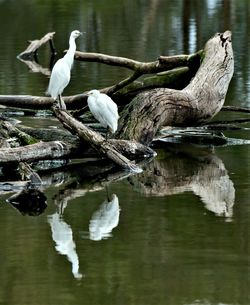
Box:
(0, 141, 75, 165)
(116, 31, 234, 145)
(0, 123, 154, 165)
(53, 107, 148, 172)
(19, 124, 156, 160)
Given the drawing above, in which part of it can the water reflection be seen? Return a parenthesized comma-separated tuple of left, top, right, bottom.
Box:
(18, 57, 51, 76)
(129, 144, 235, 218)
(48, 202, 83, 280)
(7, 187, 47, 216)
(89, 193, 120, 241)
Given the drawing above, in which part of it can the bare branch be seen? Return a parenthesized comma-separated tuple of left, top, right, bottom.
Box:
(18, 32, 56, 60)
(74, 50, 202, 74)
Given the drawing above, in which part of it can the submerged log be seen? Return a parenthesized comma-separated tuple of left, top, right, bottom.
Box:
(116, 31, 234, 145)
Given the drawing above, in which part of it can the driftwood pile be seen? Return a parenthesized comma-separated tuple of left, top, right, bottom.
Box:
(1, 30, 247, 193)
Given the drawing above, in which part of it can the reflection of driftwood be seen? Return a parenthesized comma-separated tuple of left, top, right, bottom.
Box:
(18, 58, 51, 76)
(7, 188, 47, 216)
(128, 144, 235, 217)
(18, 32, 56, 60)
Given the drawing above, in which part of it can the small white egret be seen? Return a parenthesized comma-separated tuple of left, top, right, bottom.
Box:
(47, 30, 82, 110)
(87, 89, 119, 139)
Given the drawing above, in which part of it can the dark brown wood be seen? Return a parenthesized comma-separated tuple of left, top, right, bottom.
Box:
(19, 125, 156, 160)
(52, 107, 144, 172)
(116, 31, 234, 145)
(0, 141, 74, 164)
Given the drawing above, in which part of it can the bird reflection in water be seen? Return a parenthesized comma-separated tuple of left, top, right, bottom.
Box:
(48, 203, 83, 279)
(89, 193, 120, 241)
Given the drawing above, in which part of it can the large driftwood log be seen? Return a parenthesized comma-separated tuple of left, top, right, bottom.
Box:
(116, 31, 234, 145)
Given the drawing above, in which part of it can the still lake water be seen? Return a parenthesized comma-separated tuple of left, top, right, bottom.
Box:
(0, 1, 249, 305)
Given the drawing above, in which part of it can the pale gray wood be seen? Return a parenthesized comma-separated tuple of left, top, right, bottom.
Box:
(116, 31, 234, 145)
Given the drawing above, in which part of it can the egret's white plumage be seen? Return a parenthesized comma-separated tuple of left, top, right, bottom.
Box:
(47, 30, 82, 109)
(87, 89, 119, 137)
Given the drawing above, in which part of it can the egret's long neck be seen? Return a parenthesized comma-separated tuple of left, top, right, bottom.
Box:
(64, 36, 76, 69)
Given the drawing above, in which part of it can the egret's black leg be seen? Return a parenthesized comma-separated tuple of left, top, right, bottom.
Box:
(105, 185, 111, 202)
(59, 95, 67, 110)
(105, 127, 109, 141)
(53, 96, 60, 108)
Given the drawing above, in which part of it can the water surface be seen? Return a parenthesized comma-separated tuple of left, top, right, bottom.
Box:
(0, 1, 249, 305)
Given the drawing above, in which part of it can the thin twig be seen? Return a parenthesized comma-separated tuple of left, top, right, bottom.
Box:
(106, 71, 142, 95)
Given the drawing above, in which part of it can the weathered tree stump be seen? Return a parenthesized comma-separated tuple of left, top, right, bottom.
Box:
(116, 31, 234, 145)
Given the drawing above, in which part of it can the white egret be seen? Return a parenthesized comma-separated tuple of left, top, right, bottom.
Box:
(87, 89, 119, 139)
(47, 30, 82, 110)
